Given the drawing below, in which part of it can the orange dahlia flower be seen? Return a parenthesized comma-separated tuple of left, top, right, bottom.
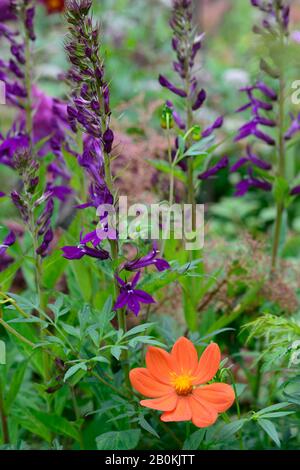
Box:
(40, 0, 65, 14)
(130, 337, 235, 428)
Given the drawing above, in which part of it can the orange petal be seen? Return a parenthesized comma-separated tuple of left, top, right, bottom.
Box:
(189, 394, 218, 428)
(193, 383, 235, 413)
(171, 337, 198, 375)
(161, 396, 192, 422)
(145, 346, 173, 384)
(193, 343, 221, 385)
(130, 368, 173, 398)
(141, 393, 177, 411)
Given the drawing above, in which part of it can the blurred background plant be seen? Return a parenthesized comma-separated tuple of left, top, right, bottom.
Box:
(0, 0, 300, 451)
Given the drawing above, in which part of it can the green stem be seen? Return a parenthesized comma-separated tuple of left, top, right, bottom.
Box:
(271, 9, 286, 274)
(0, 380, 9, 445)
(70, 386, 84, 450)
(0, 317, 35, 348)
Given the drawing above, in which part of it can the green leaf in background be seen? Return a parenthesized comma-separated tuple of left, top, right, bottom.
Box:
(146, 159, 187, 183)
(64, 362, 87, 382)
(96, 429, 141, 450)
(5, 360, 28, 411)
(183, 429, 206, 450)
(257, 418, 281, 447)
(217, 419, 248, 441)
(30, 409, 81, 442)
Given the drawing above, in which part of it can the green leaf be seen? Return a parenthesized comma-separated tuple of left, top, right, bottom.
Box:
(256, 402, 291, 416)
(147, 159, 187, 183)
(5, 360, 28, 411)
(272, 176, 290, 206)
(30, 409, 81, 442)
(138, 415, 159, 439)
(258, 418, 280, 447)
(122, 323, 155, 338)
(96, 429, 141, 450)
(183, 429, 206, 450)
(183, 136, 215, 157)
(64, 362, 87, 382)
(98, 296, 114, 331)
(0, 259, 23, 291)
(217, 419, 248, 441)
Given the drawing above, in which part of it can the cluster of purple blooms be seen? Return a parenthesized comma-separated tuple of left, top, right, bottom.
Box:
(115, 243, 170, 316)
(0, 1, 71, 262)
(0, 1, 71, 197)
(231, 0, 300, 197)
(60, 0, 171, 317)
(61, 0, 115, 262)
(159, 0, 226, 179)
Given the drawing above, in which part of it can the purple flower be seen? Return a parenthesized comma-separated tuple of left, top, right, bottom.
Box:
(291, 186, 300, 196)
(202, 116, 224, 138)
(114, 271, 155, 317)
(230, 145, 272, 173)
(234, 173, 272, 197)
(192, 89, 206, 111)
(166, 101, 186, 130)
(62, 231, 110, 261)
(103, 128, 114, 154)
(198, 155, 229, 180)
(123, 243, 170, 272)
(0, 230, 16, 257)
(0, 0, 16, 22)
(0, 132, 30, 167)
(159, 74, 187, 98)
(285, 113, 300, 141)
(36, 228, 53, 257)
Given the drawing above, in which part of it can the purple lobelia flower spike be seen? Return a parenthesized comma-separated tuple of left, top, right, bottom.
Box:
(231, 0, 297, 201)
(114, 271, 155, 317)
(159, 0, 227, 189)
(63, 0, 118, 262)
(123, 242, 170, 273)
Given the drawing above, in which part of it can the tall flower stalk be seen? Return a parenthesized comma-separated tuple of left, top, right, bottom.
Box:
(63, 2, 170, 386)
(159, 0, 225, 217)
(158, 0, 226, 331)
(231, 0, 299, 273)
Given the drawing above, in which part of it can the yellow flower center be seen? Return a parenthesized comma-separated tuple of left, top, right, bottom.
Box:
(171, 374, 194, 396)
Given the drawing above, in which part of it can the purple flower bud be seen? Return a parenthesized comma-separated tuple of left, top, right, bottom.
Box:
(159, 74, 187, 98)
(103, 128, 114, 154)
(198, 156, 229, 180)
(25, 7, 36, 41)
(192, 89, 206, 111)
(202, 116, 223, 138)
(291, 186, 300, 196)
(255, 81, 277, 101)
